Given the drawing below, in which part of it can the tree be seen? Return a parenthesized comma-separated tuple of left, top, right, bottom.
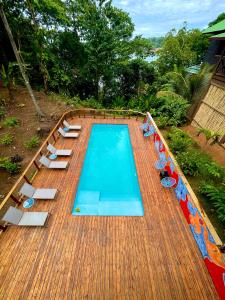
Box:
(157, 64, 213, 119)
(208, 13, 225, 27)
(156, 26, 209, 74)
(0, 3, 44, 116)
(74, 0, 134, 100)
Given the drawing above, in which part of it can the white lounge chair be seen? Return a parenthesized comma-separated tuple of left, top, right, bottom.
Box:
(2, 206, 49, 226)
(39, 155, 69, 169)
(63, 120, 82, 130)
(19, 182, 58, 200)
(47, 143, 72, 156)
(58, 127, 79, 138)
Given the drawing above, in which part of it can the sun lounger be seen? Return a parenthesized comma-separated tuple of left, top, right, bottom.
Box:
(47, 143, 72, 156)
(2, 206, 49, 226)
(19, 182, 58, 200)
(39, 155, 69, 169)
(63, 120, 82, 130)
(58, 127, 79, 138)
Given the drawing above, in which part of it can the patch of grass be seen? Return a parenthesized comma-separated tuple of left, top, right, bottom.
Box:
(24, 136, 40, 150)
(0, 133, 13, 145)
(3, 116, 20, 127)
(0, 107, 5, 119)
(0, 157, 21, 174)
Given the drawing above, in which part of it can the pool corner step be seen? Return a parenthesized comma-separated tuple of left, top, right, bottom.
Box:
(76, 191, 100, 204)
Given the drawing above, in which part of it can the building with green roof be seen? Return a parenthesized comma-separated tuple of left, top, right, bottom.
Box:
(203, 18, 225, 87)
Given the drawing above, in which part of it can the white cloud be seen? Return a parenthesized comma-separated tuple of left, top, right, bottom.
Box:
(113, 0, 225, 36)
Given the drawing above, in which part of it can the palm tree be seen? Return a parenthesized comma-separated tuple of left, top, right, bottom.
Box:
(0, 3, 44, 117)
(157, 64, 213, 119)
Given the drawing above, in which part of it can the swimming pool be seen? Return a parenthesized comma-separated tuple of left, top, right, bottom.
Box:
(72, 124, 144, 216)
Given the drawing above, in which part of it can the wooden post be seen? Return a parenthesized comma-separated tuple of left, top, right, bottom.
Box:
(10, 194, 20, 204)
(52, 132, 56, 142)
(23, 175, 31, 184)
(220, 133, 225, 144)
(0, 225, 7, 231)
(33, 160, 40, 170)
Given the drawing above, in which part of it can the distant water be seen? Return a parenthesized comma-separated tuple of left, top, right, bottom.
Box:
(146, 55, 158, 63)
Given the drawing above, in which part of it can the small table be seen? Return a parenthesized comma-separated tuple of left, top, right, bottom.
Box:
(63, 127, 69, 132)
(49, 153, 57, 160)
(155, 160, 166, 170)
(23, 198, 35, 209)
(161, 177, 176, 188)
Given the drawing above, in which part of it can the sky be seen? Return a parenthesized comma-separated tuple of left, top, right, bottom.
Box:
(112, 0, 225, 37)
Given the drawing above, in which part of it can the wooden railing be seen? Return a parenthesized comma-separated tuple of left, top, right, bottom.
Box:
(0, 108, 145, 232)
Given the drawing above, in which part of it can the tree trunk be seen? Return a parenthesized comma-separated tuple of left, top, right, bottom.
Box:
(0, 4, 44, 117)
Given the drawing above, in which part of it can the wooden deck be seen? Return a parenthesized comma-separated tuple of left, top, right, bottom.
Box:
(0, 118, 218, 299)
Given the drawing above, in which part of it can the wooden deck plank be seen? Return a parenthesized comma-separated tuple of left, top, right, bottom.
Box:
(0, 118, 218, 299)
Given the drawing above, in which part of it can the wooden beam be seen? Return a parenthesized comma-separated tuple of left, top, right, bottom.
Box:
(10, 194, 20, 204)
(23, 175, 31, 184)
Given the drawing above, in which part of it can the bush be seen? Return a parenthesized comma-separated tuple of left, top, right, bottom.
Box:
(176, 148, 225, 181)
(0, 157, 21, 174)
(200, 160, 225, 182)
(157, 96, 190, 126)
(0, 107, 5, 119)
(197, 128, 221, 145)
(0, 133, 13, 145)
(24, 136, 40, 149)
(176, 150, 202, 176)
(155, 115, 169, 129)
(199, 182, 225, 222)
(3, 117, 20, 127)
(167, 127, 194, 153)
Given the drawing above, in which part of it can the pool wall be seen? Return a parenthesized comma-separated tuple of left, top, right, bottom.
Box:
(72, 124, 144, 216)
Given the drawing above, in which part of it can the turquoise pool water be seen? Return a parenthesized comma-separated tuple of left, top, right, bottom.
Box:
(72, 124, 144, 216)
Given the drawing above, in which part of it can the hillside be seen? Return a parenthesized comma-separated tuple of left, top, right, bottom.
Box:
(0, 87, 69, 198)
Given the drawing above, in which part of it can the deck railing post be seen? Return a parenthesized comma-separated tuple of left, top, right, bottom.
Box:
(33, 160, 40, 170)
(10, 194, 20, 204)
(0, 225, 7, 231)
(23, 175, 31, 184)
(52, 132, 56, 142)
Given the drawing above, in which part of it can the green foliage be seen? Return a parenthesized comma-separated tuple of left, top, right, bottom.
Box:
(208, 13, 225, 27)
(173, 140, 225, 182)
(24, 136, 40, 149)
(0, 107, 5, 119)
(158, 64, 213, 104)
(201, 161, 225, 182)
(149, 37, 164, 48)
(3, 117, 20, 127)
(197, 128, 221, 144)
(166, 127, 194, 153)
(156, 26, 209, 73)
(176, 150, 201, 176)
(199, 182, 225, 222)
(0, 157, 21, 174)
(0, 133, 13, 145)
(157, 96, 189, 126)
(155, 116, 169, 129)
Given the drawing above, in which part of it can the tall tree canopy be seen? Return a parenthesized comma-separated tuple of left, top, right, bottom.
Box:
(156, 26, 209, 74)
(0, 0, 154, 104)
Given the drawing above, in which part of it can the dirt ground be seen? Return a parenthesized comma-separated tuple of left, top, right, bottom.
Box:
(0, 86, 69, 198)
(182, 124, 225, 167)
